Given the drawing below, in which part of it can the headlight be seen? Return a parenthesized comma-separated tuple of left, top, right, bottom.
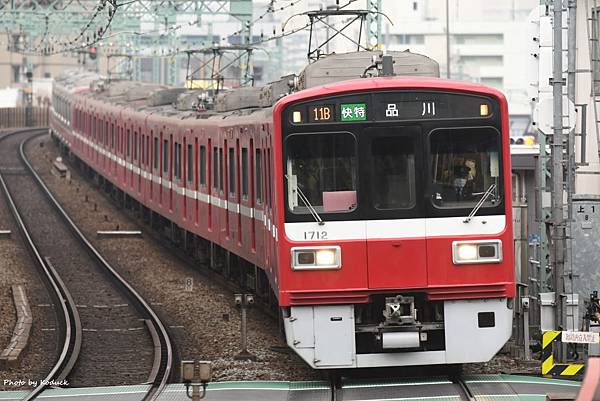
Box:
(452, 240, 502, 264)
(291, 246, 341, 270)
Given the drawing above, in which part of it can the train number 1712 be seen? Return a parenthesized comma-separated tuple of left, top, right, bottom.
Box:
(303, 231, 328, 240)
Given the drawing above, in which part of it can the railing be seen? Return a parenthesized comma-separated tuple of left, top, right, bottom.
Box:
(0, 107, 49, 129)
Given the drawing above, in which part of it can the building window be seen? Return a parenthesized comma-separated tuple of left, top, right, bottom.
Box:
(12, 65, 20, 83)
(389, 34, 424, 45)
(454, 34, 503, 45)
(593, 8, 600, 94)
(480, 77, 503, 88)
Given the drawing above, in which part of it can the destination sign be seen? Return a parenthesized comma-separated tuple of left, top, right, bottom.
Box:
(288, 91, 495, 124)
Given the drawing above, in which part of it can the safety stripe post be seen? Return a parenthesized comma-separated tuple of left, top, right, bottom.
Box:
(542, 331, 585, 376)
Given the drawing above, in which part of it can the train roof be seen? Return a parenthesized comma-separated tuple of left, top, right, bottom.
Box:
(54, 50, 441, 120)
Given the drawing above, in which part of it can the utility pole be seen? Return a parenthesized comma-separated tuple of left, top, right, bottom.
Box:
(565, 0, 577, 311)
(446, 0, 450, 78)
(367, 0, 382, 50)
(551, 0, 566, 361)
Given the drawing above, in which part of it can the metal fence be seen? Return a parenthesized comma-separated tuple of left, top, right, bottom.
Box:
(0, 107, 49, 129)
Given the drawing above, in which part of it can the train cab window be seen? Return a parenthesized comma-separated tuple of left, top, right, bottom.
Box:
(219, 148, 224, 192)
(241, 148, 248, 198)
(429, 127, 501, 209)
(187, 144, 194, 183)
(255, 149, 263, 204)
(229, 148, 236, 196)
(134, 131, 138, 160)
(154, 137, 159, 170)
(213, 147, 218, 190)
(284, 133, 357, 214)
(371, 136, 416, 210)
(199, 145, 206, 186)
(163, 139, 169, 174)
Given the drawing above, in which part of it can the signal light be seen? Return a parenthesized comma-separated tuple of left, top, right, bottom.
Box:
(89, 47, 97, 60)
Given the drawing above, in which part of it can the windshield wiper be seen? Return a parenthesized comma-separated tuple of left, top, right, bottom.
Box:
(285, 175, 324, 225)
(463, 183, 497, 223)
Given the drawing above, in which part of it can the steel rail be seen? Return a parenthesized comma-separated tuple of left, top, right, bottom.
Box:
(0, 129, 82, 401)
(19, 132, 173, 400)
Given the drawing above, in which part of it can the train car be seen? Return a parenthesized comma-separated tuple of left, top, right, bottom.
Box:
(50, 50, 514, 370)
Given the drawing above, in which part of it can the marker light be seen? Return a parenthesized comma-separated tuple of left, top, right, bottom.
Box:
(291, 246, 341, 270)
(452, 240, 502, 265)
(480, 104, 489, 116)
(292, 111, 302, 123)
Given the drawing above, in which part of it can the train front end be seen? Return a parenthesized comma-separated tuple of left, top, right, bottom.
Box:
(273, 78, 514, 369)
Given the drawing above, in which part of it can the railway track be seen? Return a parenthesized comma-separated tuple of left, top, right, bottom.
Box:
(0, 130, 173, 400)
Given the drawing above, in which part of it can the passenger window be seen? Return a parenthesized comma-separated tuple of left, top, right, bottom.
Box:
(174, 143, 181, 180)
(255, 149, 262, 204)
(126, 129, 131, 157)
(187, 144, 194, 183)
(200, 145, 206, 186)
(229, 148, 236, 196)
(111, 124, 115, 148)
(241, 148, 248, 198)
(173, 143, 178, 179)
(146, 136, 150, 167)
(163, 139, 169, 174)
(219, 148, 224, 192)
(134, 131, 138, 160)
(154, 137, 159, 170)
(213, 148, 218, 190)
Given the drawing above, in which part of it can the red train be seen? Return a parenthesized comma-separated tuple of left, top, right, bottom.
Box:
(50, 51, 515, 369)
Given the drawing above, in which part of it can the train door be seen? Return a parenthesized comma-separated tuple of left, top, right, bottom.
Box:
(169, 134, 174, 211)
(222, 139, 229, 243)
(364, 126, 427, 289)
(254, 147, 264, 263)
(249, 139, 256, 253)
(211, 140, 219, 236)
(194, 136, 199, 226)
(227, 140, 239, 244)
(263, 144, 270, 268)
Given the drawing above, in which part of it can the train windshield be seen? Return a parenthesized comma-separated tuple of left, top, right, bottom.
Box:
(370, 135, 416, 210)
(285, 132, 358, 214)
(429, 127, 501, 209)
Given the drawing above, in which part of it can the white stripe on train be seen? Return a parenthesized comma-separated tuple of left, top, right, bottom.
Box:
(51, 118, 505, 242)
